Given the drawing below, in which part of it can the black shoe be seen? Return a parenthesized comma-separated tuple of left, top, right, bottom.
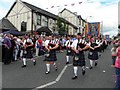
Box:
(89, 67, 93, 69)
(66, 62, 69, 64)
(45, 71, 50, 74)
(21, 65, 26, 68)
(95, 62, 97, 66)
(82, 70, 85, 75)
(72, 76, 77, 80)
(55, 67, 58, 71)
(33, 61, 36, 66)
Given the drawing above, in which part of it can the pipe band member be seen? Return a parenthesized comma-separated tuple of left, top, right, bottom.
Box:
(71, 33, 90, 80)
(88, 36, 101, 69)
(65, 35, 73, 64)
(22, 36, 36, 68)
(44, 36, 59, 74)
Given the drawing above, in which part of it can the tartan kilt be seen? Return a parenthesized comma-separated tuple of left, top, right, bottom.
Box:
(73, 52, 85, 66)
(23, 47, 33, 59)
(44, 50, 57, 61)
(96, 46, 102, 52)
(66, 49, 72, 56)
(88, 51, 98, 60)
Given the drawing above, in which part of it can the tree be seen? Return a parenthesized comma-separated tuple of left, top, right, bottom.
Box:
(56, 16, 62, 29)
(56, 16, 68, 35)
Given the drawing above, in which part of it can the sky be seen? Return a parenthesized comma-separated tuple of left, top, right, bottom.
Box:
(0, 0, 119, 37)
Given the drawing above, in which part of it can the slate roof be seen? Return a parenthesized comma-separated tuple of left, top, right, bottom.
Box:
(0, 18, 17, 31)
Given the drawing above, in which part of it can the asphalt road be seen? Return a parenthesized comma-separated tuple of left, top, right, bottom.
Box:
(2, 45, 115, 89)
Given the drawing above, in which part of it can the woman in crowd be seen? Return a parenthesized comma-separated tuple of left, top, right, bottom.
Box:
(115, 38, 120, 90)
(111, 42, 117, 67)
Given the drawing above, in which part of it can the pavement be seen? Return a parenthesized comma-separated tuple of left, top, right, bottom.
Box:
(2, 45, 115, 89)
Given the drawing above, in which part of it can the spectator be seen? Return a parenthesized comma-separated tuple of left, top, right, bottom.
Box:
(115, 39, 120, 90)
(111, 44, 117, 67)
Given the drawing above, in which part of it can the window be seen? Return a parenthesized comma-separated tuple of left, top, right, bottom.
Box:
(37, 14, 41, 25)
(44, 17, 48, 27)
(82, 20, 84, 26)
(49, 19, 53, 25)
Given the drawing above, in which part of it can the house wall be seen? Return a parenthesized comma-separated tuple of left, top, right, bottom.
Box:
(59, 9, 83, 35)
(7, 0, 32, 32)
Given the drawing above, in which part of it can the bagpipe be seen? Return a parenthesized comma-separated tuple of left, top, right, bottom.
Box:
(48, 43, 56, 48)
(77, 42, 86, 50)
(90, 42, 99, 51)
(25, 42, 34, 48)
(44, 42, 56, 58)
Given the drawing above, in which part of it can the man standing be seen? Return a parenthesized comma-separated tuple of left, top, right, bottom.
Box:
(3, 34, 12, 64)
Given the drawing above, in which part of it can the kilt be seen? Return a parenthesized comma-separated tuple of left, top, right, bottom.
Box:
(96, 46, 102, 52)
(66, 48, 72, 56)
(88, 51, 98, 60)
(44, 50, 57, 61)
(73, 52, 85, 66)
(23, 47, 33, 59)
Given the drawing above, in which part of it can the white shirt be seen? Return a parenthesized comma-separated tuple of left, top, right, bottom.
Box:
(71, 39, 88, 50)
(23, 38, 33, 45)
(65, 40, 72, 47)
(42, 40, 45, 46)
(45, 40, 50, 46)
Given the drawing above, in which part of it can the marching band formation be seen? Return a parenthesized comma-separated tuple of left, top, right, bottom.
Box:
(1, 32, 110, 80)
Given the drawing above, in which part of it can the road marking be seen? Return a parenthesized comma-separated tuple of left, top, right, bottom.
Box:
(36, 81, 56, 89)
(34, 64, 72, 89)
(56, 64, 72, 82)
(67, 64, 72, 66)
(56, 65, 68, 82)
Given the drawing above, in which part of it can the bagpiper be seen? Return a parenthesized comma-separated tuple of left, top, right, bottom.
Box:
(88, 36, 101, 69)
(65, 35, 73, 64)
(71, 33, 92, 79)
(21, 36, 36, 68)
(44, 36, 59, 74)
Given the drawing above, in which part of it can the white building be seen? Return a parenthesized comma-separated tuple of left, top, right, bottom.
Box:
(5, 0, 77, 35)
(58, 8, 86, 36)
